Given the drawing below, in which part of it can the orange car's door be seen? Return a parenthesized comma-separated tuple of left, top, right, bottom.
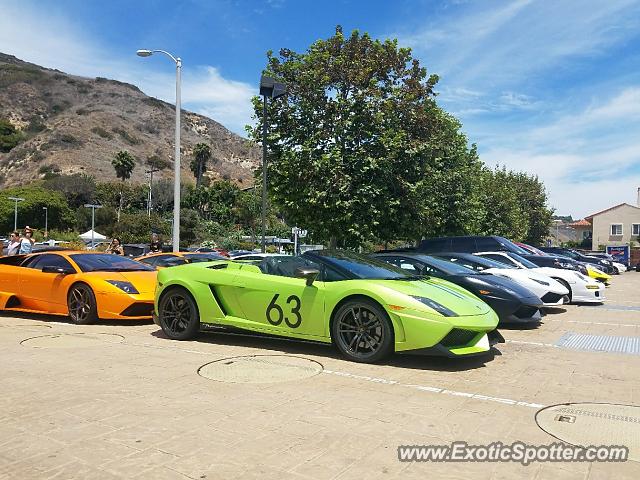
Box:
(0, 264, 22, 305)
(18, 254, 78, 312)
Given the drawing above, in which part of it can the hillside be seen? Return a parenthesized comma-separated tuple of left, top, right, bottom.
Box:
(0, 53, 260, 187)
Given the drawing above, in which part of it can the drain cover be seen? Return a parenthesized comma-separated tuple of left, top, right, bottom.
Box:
(536, 403, 640, 461)
(21, 333, 124, 348)
(198, 355, 323, 384)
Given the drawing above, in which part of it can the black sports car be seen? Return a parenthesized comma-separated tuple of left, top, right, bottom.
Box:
(372, 252, 544, 325)
(539, 247, 615, 274)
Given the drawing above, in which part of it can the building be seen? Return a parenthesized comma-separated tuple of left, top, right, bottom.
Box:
(585, 202, 640, 250)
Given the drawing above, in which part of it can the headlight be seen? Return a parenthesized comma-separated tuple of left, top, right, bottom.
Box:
(573, 272, 589, 281)
(410, 296, 458, 317)
(106, 280, 139, 294)
(529, 278, 550, 286)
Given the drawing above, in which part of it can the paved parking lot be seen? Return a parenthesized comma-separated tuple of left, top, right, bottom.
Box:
(1, 274, 640, 479)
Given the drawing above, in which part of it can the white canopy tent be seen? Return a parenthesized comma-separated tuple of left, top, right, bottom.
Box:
(79, 229, 107, 243)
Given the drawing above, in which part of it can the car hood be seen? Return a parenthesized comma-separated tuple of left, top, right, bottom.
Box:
(452, 273, 541, 301)
(366, 278, 492, 316)
(483, 268, 568, 295)
(86, 271, 157, 294)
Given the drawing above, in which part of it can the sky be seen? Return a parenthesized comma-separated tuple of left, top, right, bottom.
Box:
(1, 0, 640, 218)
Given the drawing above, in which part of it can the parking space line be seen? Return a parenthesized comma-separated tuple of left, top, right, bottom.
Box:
(545, 318, 639, 328)
(322, 369, 545, 409)
(505, 339, 559, 348)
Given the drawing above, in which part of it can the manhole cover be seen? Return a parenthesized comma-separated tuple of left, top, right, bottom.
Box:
(21, 333, 124, 348)
(198, 355, 323, 384)
(536, 403, 640, 461)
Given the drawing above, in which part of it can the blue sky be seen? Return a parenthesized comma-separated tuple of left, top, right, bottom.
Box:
(2, 0, 640, 218)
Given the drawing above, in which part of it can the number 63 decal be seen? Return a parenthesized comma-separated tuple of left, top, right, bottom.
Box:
(266, 294, 302, 328)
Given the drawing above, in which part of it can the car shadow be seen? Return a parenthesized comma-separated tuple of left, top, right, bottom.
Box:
(499, 321, 543, 330)
(0, 311, 151, 327)
(150, 327, 497, 371)
(542, 307, 567, 315)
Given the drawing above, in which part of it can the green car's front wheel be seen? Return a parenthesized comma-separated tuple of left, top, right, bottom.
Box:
(158, 287, 200, 340)
(331, 299, 393, 363)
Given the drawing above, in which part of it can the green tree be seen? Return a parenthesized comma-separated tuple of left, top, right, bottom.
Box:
(0, 186, 74, 233)
(190, 143, 212, 188)
(44, 173, 97, 209)
(475, 167, 529, 241)
(509, 171, 554, 245)
(111, 150, 136, 221)
(247, 26, 440, 247)
(0, 119, 24, 152)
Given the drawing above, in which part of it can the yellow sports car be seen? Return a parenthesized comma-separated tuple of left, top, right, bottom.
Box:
(0, 251, 156, 324)
(586, 264, 611, 284)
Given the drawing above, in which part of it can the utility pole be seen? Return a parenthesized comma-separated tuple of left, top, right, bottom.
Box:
(42, 207, 48, 238)
(146, 168, 160, 217)
(84, 204, 103, 248)
(8, 197, 24, 231)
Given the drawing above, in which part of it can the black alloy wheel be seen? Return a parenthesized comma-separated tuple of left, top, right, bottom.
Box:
(158, 288, 200, 340)
(331, 299, 393, 363)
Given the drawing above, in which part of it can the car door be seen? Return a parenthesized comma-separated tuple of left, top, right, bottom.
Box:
(232, 257, 326, 338)
(18, 254, 77, 312)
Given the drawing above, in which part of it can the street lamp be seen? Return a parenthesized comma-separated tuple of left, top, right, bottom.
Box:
(145, 168, 160, 217)
(84, 204, 103, 248)
(7, 197, 24, 231)
(259, 75, 286, 253)
(137, 49, 182, 252)
(42, 207, 48, 238)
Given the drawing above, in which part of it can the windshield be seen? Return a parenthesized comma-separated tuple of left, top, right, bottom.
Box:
(414, 255, 479, 275)
(435, 254, 514, 271)
(307, 250, 415, 280)
(184, 253, 226, 263)
(71, 254, 154, 272)
(502, 252, 539, 269)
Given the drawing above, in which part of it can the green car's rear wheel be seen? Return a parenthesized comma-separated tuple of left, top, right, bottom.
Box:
(158, 287, 200, 340)
(331, 299, 393, 363)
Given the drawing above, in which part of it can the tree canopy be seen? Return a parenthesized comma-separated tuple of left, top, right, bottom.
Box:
(248, 26, 552, 247)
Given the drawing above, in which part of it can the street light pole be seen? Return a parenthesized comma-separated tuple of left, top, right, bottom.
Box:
(145, 168, 160, 217)
(261, 94, 267, 253)
(8, 197, 24, 231)
(84, 204, 102, 248)
(258, 76, 286, 253)
(137, 49, 182, 252)
(42, 207, 48, 238)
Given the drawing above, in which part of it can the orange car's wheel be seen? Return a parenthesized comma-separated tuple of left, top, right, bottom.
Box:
(67, 283, 98, 325)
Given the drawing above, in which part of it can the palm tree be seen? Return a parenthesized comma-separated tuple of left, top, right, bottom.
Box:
(111, 150, 136, 221)
(190, 143, 212, 188)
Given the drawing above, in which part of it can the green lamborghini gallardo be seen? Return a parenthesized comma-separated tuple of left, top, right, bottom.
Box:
(154, 250, 502, 363)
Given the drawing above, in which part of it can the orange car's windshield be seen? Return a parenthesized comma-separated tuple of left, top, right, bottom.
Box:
(70, 254, 154, 272)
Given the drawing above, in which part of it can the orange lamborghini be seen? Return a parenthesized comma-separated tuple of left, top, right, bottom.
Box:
(135, 251, 226, 269)
(0, 251, 157, 324)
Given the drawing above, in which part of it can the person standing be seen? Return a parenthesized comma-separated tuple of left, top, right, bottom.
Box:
(149, 233, 162, 253)
(18, 227, 35, 255)
(7, 232, 20, 255)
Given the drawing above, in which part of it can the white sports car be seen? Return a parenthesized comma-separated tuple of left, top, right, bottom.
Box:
(474, 251, 604, 304)
(434, 253, 569, 307)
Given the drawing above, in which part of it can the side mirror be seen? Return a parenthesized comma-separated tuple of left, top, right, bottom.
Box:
(294, 267, 320, 286)
(42, 265, 75, 275)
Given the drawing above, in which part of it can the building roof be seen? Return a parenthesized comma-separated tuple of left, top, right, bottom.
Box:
(568, 219, 592, 228)
(584, 203, 640, 221)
